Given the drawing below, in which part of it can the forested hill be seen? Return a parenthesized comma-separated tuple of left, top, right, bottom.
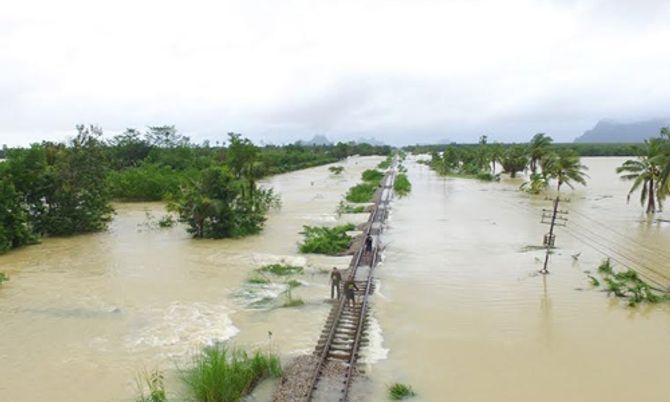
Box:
(574, 119, 670, 143)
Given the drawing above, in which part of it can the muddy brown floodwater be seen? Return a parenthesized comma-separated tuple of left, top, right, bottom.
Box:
(364, 156, 670, 402)
(0, 156, 382, 402)
(2, 155, 670, 402)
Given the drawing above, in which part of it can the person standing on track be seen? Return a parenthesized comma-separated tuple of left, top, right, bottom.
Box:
(343, 279, 359, 308)
(330, 267, 342, 299)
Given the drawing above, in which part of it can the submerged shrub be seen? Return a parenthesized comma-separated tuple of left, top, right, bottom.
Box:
(299, 224, 355, 255)
(394, 174, 412, 197)
(361, 169, 384, 184)
(345, 183, 377, 203)
(182, 345, 282, 402)
(388, 383, 416, 400)
(0, 272, 8, 285)
(590, 258, 670, 306)
(247, 275, 271, 285)
(337, 201, 366, 215)
(258, 264, 303, 276)
(377, 156, 393, 170)
(328, 165, 344, 175)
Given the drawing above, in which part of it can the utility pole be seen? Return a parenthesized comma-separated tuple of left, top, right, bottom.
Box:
(540, 196, 568, 274)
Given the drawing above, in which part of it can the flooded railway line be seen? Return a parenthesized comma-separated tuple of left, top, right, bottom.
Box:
(301, 169, 395, 402)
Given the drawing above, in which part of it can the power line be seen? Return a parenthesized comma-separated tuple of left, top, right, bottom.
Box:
(561, 228, 669, 291)
(570, 208, 670, 261)
(567, 218, 670, 275)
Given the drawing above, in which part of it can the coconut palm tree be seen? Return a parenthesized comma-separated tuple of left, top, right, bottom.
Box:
(489, 143, 504, 174)
(653, 127, 670, 199)
(544, 150, 588, 192)
(501, 145, 529, 178)
(528, 133, 553, 175)
(617, 139, 664, 214)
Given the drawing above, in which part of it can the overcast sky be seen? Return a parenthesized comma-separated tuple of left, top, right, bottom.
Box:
(2, 0, 670, 146)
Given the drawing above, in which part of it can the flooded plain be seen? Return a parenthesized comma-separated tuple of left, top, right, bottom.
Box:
(366, 157, 670, 402)
(1, 155, 670, 402)
(0, 156, 382, 402)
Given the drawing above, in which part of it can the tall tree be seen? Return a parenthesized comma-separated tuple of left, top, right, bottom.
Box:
(528, 133, 553, 175)
(544, 150, 588, 192)
(501, 145, 529, 178)
(617, 139, 664, 214)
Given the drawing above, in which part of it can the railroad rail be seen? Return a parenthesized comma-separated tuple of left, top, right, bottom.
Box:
(304, 167, 396, 402)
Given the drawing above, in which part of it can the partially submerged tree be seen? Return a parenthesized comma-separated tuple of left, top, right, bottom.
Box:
(500, 145, 528, 178)
(617, 139, 664, 214)
(528, 133, 553, 175)
(544, 150, 589, 192)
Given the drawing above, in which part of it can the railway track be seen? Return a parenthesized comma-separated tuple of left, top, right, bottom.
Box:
(304, 168, 395, 402)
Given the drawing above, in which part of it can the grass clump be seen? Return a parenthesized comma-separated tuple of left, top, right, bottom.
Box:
(299, 224, 355, 255)
(182, 345, 282, 402)
(247, 275, 271, 285)
(589, 258, 670, 306)
(388, 383, 416, 400)
(393, 173, 412, 197)
(158, 214, 176, 228)
(258, 264, 303, 276)
(377, 156, 393, 170)
(345, 183, 377, 203)
(337, 201, 366, 214)
(0, 272, 8, 285)
(135, 369, 167, 402)
(328, 165, 344, 175)
(361, 169, 384, 184)
(281, 297, 305, 308)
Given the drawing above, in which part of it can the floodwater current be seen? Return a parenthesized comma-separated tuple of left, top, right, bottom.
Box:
(1, 156, 670, 402)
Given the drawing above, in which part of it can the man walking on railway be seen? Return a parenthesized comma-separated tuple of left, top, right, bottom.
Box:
(330, 267, 342, 299)
(365, 233, 373, 252)
(344, 279, 359, 308)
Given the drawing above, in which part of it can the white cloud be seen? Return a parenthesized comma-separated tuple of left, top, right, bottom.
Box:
(1, 0, 670, 145)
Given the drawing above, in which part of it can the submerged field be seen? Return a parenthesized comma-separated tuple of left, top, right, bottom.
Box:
(1, 155, 670, 402)
(366, 156, 670, 402)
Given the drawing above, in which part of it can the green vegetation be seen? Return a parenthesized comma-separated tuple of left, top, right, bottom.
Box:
(394, 173, 412, 197)
(388, 383, 416, 400)
(337, 201, 366, 214)
(134, 369, 167, 402)
(617, 137, 665, 214)
(299, 224, 355, 255)
(345, 183, 377, 203)
(590, 259, 670, 306)
(361, 169, 384, 184)
(0, 126, 390, 254)
(377, 155, 393, 169)
(328, 165, 344, 175)
(182, 345, 282, 402)
(247, 275, 271, 285)
(258, 264, 303, 276)
(0, 272, 8, 285)
(281, 279, 304, 308)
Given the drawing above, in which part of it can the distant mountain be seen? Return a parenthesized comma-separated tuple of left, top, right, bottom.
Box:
(355, 137, 385, 146)
(574, 119, 670, 143)
(298, 134, 332, 146)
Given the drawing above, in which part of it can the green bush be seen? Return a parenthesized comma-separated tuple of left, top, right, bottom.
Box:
(337, 201, 366, 214)
(328, 165, 344, 175)
(258, 264, 303, 276)
(345, 183, 377, 203)
(108, 163, 186, 201)
(394, 174, 411, 197)
(377, 156, 392, 170)
(182, 345, 282, 402)
(0, 272, 8, 285)
(299, 224, 355, 255)
(361, 169, 384, 184)
(388, 383, 416, 400)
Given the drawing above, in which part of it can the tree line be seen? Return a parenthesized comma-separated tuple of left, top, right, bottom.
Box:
(0, 125, 391, 253)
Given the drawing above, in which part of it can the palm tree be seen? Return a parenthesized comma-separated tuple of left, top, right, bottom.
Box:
(501, 145, 529, 178)
(528, 133, 553, 175)
(544, 150, 588, 192)
(489, 143, 504, 174)
(617, 139, 664, 214)
(653, 127, 670, 199)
